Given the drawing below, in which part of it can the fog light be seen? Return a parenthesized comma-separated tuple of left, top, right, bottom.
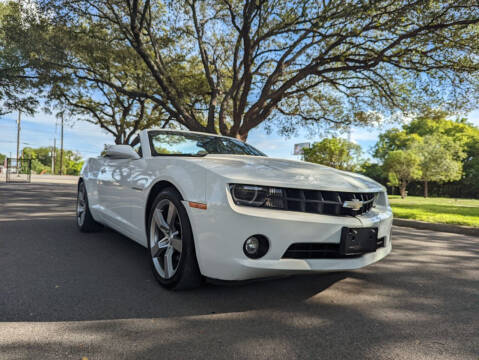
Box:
(243, 235, 269, 259)
(245, 237, 259, 255)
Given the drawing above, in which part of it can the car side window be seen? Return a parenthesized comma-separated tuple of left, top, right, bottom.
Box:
(131, 136, 143, 158)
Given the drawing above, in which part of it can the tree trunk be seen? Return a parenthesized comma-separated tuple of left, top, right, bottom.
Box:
(400, 181, 407, 199)
(235, 132, 248, 142)
(115, 133, 126, 145)
(424, 180, 428, 198)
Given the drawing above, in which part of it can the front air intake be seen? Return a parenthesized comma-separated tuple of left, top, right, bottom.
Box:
(282, 237, 386, 259)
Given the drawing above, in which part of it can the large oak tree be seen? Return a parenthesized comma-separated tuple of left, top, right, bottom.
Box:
(40, 0, 479, 139)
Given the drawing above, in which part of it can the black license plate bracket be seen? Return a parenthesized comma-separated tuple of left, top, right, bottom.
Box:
(340, 227, 378, 256)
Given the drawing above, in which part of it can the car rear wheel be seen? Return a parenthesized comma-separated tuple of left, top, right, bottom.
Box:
(148, 188, 202, 290)
(77, 181, 102, 232)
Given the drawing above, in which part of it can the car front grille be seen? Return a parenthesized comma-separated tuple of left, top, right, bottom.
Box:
(265, 188, 378, 216)
(282, 237, 386, 259)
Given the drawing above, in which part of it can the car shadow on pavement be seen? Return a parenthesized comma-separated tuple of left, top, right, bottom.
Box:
(0, 215, 349, 322)
(0, 182, 353, 322)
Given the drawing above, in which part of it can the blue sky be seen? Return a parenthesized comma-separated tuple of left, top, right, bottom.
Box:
(1, 110, 479, 161)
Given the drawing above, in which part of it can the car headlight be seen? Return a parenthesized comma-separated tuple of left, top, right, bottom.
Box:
(230, 184, 286, 208)
(230, 184, 269, 207)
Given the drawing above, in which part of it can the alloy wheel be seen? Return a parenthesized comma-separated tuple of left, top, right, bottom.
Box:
(77, 186, 86, 226)
(150, 199, 183, 279)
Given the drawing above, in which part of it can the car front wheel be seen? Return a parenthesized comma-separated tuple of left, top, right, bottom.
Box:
(77, 181, 102, 232)
(148, 188, 202, 290)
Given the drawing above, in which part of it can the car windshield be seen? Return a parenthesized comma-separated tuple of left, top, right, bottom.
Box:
(148, 131, 266, 157)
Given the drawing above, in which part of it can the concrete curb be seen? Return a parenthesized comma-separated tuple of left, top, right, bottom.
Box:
(393, 218, 479, 237)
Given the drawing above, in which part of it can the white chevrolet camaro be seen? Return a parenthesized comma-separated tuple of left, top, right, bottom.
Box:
(77, 129, 393, 289)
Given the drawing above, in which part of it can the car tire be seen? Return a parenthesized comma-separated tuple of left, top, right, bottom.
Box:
(147, 187, 202, 290)
(77, 181, 102, 233)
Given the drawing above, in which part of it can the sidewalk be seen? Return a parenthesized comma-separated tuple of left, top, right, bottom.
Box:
(0, 174, 79, 184)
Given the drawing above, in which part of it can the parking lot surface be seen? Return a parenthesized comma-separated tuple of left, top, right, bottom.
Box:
(0, 183, 478, 359)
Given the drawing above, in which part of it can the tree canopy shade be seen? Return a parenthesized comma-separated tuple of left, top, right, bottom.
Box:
(303, 137, 363, 171)
(40, 0, 479, 140)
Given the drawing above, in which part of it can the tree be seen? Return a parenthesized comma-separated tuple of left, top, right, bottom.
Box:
(383, 150, 421, 198)
(373, 128, 423, 161)
(303, 138, 362, 171)
(0, 1, 38, 114)
(40, 0, 479, 140)
(21, 146, 84, 175)
(411, 135, 465, 197)
(404, 111, 479, 196)
(372, 109, 479, 197)
(360, 161, 388, 187)
(463, 136, 479, 197)
(0, 0, 58, 115)
(1, 1, 168, 142)
(22, 147, 50, 174)
(61, 150, 84, 175)
(51, 81, 170, 145)
(46, 22, 173, 144)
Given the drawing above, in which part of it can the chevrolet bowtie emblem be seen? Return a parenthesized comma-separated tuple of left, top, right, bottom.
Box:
(342, 199, 363, 211)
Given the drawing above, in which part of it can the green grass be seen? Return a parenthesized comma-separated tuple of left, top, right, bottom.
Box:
(388, 195, 479, 227)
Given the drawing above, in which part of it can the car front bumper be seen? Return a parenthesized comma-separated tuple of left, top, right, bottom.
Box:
(184, 191, 393, 281)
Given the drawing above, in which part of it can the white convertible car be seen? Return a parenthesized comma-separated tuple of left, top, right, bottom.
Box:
(77, 129, 393, 289)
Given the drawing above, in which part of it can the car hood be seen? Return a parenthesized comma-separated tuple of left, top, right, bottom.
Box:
(196, 155, 384, 192)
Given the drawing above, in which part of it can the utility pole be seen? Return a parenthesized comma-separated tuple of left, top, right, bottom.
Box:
(60, 113, 64, 175)
(16, 111, 21, 173)
(53, 138, 56, 174)
(50, 146, 54, 174)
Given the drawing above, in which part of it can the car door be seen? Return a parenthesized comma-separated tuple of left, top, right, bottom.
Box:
(120, 136, 151, 243)
(97, 155, 140, 238)
(97, 158, 128, 225)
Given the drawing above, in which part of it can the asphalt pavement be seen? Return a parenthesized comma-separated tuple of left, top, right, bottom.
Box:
(0, 183, 478, 359)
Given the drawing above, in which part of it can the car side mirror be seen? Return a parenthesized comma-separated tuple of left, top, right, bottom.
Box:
(104, 145, 140, 160)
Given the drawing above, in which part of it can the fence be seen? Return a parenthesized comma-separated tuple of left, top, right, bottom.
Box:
(5, 158, 32, 183)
